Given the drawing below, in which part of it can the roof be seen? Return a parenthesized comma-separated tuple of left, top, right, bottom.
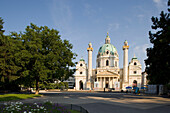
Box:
(80, 58, 85, 61)
(98, 44, 117, 55)
(132, 54, 137, 60)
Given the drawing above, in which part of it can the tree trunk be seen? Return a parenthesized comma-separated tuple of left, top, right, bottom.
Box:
(35, 78, 39, 95)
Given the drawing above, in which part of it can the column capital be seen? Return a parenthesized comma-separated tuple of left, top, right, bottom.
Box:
(123, 46, 129, 50)
(87, 47, 93, 51)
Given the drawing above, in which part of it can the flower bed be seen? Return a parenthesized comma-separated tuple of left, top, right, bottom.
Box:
(0, 101, 80, 113)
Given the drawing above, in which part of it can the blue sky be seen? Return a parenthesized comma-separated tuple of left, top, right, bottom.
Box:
(0, 0, 168, 71)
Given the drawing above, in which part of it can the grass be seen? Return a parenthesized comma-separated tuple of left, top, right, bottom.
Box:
(0, 94, 41, 101)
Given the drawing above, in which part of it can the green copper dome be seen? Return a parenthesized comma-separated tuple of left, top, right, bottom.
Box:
(98, 44, 117, 55)
(80, 57, 85, 61)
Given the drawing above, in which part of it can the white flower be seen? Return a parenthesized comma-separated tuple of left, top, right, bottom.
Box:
(24, 111, 27, 113)
(40, 106, 44, 109)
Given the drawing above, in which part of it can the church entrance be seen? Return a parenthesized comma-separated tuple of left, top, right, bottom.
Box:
(106, 83, 109, 88)
(133, 80, 137, 87)
(106, 80, 109, 88)
(79, 80, 83, 90)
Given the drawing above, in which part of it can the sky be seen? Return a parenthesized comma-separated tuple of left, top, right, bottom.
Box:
(0, 0, 169, 71)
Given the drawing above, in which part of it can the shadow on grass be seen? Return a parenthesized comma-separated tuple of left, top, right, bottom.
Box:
(0, 96, 21, 101)
(0, 94, 41, 102)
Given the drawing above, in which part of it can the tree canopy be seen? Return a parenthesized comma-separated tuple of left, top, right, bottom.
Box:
(13, 23, 76, 94)
(0, 19, 77, 94)
(145, 1, 170, 85)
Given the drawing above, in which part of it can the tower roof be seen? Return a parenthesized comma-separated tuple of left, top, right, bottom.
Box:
(132, 54, 137, 60)
(80, 57, 85, 61)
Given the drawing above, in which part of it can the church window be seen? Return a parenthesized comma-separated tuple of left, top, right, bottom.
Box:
(80, 64, 83, 66)
(106, 51, 109, 54)
(134, 71, 137, 74)
(115, 61, 117, 67)
(134, 62, 137, 65)
(80, 72, 82, 74)
(106, 60, 109, 66)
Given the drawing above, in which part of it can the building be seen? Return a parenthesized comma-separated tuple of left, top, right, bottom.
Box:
(75, 33, 143, 90)
(64, 77, 75, 89)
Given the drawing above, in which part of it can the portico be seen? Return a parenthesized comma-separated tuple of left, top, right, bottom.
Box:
(96, 71, 119, 88)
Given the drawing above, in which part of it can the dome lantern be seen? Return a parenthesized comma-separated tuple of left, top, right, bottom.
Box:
(105, 32, 110, 44)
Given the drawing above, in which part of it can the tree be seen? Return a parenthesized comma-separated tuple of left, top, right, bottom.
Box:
(12, 23, 76, 94)
(145, 1, 170, 85)
(0, 18, 21, 90)
(0, 17, 5, 35)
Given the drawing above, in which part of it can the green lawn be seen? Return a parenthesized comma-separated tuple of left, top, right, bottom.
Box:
(0, 94, 41, 101)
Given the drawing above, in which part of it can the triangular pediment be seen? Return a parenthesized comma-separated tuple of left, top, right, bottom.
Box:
(97, 70, 119, 76)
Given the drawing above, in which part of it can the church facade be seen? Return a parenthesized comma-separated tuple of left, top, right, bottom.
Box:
(75, 33, 142, 90)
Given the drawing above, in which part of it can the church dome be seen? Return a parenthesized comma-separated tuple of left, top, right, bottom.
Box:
(98, 43, 117, 55)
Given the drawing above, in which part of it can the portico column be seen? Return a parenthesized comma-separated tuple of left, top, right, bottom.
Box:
(112, 77, 113, 88)
(112, 77, 114, 88)
(109, 77, 110, 88)
(102, 77, 103, 88)
(110, 77, 112, 88)
(99, 77, 102, 88)
(104, 77, 106, 88)
(97, 77, 98, 82)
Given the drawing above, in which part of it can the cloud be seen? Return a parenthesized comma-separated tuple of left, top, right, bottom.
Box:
(153, 0, 167, 11)
(84, 3, 96, 17)
(50, 0, 72, 33)
(133, 44, 150, 57)
(107, 23, 120, 32)
(137, 14, 144, 19)
(153, 0, 161, 4)
(132, 44, 151, 71)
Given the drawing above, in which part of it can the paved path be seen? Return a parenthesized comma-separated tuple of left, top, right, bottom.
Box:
(6, 92, 170, 113)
